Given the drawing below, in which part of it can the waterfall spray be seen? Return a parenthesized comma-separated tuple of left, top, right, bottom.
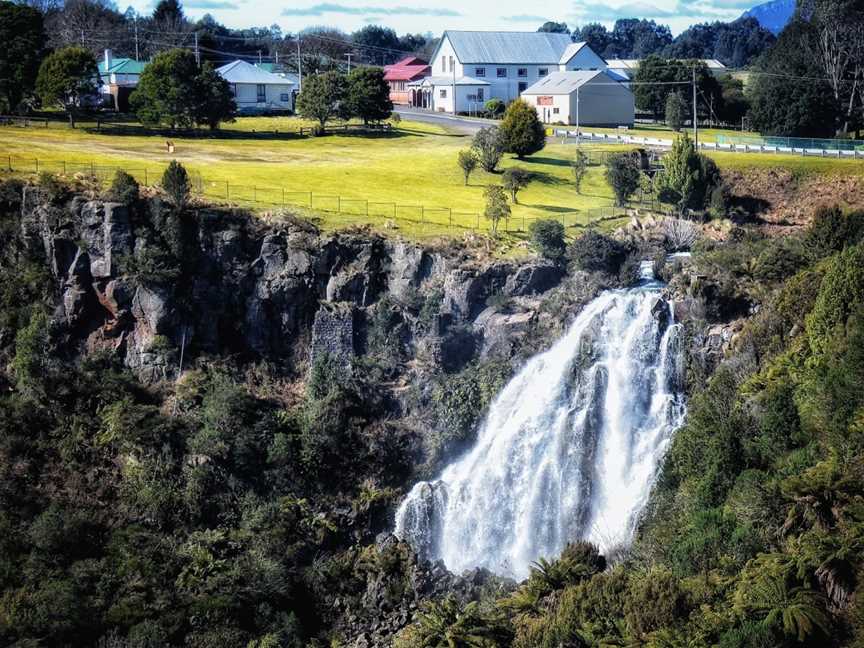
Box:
(395, 261, 686, 580)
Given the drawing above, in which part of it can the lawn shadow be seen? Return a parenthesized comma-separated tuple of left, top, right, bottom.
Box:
(525, 156, 574, 168)
(82, 125, 419, 142)
(522, 204, 580, 214)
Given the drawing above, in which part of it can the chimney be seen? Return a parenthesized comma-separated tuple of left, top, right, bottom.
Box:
(104, 49, 113, 70)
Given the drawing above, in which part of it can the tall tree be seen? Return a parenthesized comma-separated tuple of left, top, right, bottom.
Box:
(129, 48, 199, 129)
(295, 71, 346, 133)
(664, 17, 775, 68)
(35, 45, 99, 127)
(538, 21, 570, 34)
(797, 0, 864, 135)
(149, 0, 189, 50)
(194, 61, 236, 130)
(633, 56, 721, 121)
(352, 25, 400, 64)
(0, 1, 45, 112)
(747, 19, 840, 137)
(344, 67, 392, 124)
(45, 0, 130, 57)
(574, 23, 611, 57)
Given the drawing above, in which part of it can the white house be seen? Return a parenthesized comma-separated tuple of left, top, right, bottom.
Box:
(216, 60, 295, 113)
(422, 31, 610, 113)
(98, 49, 147, 111)
(521, 70, 635, 127)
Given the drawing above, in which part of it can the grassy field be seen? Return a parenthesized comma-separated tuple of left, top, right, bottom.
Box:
(0, 117, 626, 238)
(1, 115, 861, 239)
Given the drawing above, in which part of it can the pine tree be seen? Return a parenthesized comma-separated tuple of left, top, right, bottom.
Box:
(162, 160, 190, 209)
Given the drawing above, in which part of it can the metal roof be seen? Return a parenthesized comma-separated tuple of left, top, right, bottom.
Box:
(522, 70, 626, 95)
(606, 58, 727, 70)
(98, 58, 147, 75)
(216, 60, 295, 85)
(444, 31, 574, 64)
(558, 42, 588, 64)
(414, 75, 490, 86)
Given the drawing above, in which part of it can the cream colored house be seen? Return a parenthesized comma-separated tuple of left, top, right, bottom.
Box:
(521, 70, 634, 127)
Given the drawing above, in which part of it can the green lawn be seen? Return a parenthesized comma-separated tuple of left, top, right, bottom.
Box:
(0, 116, 621, 238)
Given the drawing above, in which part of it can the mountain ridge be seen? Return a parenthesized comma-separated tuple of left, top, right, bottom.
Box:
(742, 0, 796, 34)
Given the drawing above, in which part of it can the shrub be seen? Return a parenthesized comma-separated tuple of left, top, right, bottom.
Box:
(572, 148, 588, 194)
(656, 133, 720, 213)
(529, 219, 566, 260)
(107, 170, 140, 204)
(663, 218, 699, 251)
(37, 171, 67, 203)
(806, 243, 864, 355)
(457, 149, 478, 186)
(605, 152, 641, 206)
(624, 568, 687, 636)
(570, 230, 629, 274)
(483, 184, 510, 236)
(502, 167, 531, 204)
(161, 159, 190, 209)
(500, 98, 546, 158)
(805, 205, 864, 260)
(485, 98, 505, 117)
(472, 127, 505, 173)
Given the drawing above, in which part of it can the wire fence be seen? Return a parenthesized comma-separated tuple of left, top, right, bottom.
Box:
(0, 154, 640, 236)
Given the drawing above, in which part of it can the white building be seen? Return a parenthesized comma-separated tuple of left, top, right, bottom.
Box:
(521, 70, 635, 127)
(421, 31, 610, 113)
(97, 49, 147, 111)
(216, 60, 296, 113)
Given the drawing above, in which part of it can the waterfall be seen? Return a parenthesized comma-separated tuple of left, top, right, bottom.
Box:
(394, 261, 686, 580)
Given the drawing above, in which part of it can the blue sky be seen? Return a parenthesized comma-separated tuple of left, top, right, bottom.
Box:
(131, 0, 759, 35)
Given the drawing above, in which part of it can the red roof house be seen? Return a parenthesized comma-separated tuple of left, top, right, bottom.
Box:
(383, 57, 431, 106)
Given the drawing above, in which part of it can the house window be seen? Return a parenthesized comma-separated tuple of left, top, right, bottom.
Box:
(439, 89, 447, 98)
(280, 93, 290, 102)
(518, 82, 528, 93)
(449, 56, 455, 73)
(230, 84, 237, 97)
(517, 68, 528, 77)
(477, 88, 484, 101)
(441, 56, 446, 72)
(256, 84, 266, 102)
(539, 68, 549, 77)
(553, 107, 560, 114)
(496, 68, 507, 78)
(475, 67, 486, 77)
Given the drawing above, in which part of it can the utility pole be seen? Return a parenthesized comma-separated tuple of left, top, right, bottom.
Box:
(258, 50, 263, 65)
(297, 37, 302, 91)
(345, 53, 353, 72)
(576, 85, 581, 144)
(194, 32, 200, 66)
(275, 49, 279, 66)
(692, 65, 699, 149)
(134, 18, 139, 61)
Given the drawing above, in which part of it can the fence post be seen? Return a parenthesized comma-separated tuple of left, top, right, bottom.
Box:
(226, 181, 229, 200)
(420, 206, 424, 226)
(7, 156, 10, 172)
(282, 187, 285, 207)
(308, 191, 312, 208)
(337, 196, 341, 212)
(62, 160, 66, 175)
(35, 158, 38, 174)
(253, 186, 257, 202)
(476, 213, 480, 230)
(448, 208, 452, 229)
(365, 200, 368, 217)
(144, 168, 148, 185)
(90, 161, 95, 176)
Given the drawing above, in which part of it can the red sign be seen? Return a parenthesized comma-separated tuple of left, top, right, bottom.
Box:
(537, 96, 554, 106)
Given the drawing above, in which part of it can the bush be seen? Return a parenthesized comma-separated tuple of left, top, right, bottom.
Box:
(107, 170, 140, 204)
(472, 127, 504, 173)
(500, 98, 546, 159)
(37, 171, 67, 203)
(604, 152, 641, 206)
(485, 98, 505, 117)
(805, 205, 864, 260)
(663, 218, 699, 251)
(529, 219, 566, 261)
(570, 230, 629, 274)
(161, 159, 189, 209)
(806, 243, 864, 355)
(502, 167, 531, 204)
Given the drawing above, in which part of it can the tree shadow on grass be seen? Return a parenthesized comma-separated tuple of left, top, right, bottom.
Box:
(522, 204, 580, 214)
(82, 125, 419, 142)
(524, 156, 573, 168)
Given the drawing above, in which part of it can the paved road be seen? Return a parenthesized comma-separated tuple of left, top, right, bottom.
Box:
(394, 108, 497, 134)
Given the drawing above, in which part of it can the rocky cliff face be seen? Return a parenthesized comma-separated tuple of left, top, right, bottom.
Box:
(13, 187, 587, 386)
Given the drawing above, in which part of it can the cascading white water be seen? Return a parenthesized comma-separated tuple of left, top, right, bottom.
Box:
(394, 261, 686, 580)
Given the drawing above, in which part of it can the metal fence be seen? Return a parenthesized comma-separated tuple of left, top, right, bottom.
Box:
(717, 133, 864, 152)
(1, 154, 637, 236)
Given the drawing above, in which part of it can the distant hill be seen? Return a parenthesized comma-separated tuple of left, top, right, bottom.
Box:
(742, 0, 796, 34)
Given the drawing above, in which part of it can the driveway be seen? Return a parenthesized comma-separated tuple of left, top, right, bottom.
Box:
(394, 108, 498, 134)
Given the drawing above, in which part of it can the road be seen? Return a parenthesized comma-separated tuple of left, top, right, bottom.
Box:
(394, 108, 497, 134)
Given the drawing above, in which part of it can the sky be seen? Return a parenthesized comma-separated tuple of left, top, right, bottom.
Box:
(130, 0, 760, 36)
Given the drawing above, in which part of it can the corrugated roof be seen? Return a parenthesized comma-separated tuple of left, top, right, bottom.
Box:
(606, 58, 727, 70)
(216, 60, 295, 85)
(413, 75, 490, 86)
(558, 42, 588, 64)
(98, 58, 147, 75)
(445, 31, 574, 64)
(522, 70, 626, 95)
(384, 63, 430, 81)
